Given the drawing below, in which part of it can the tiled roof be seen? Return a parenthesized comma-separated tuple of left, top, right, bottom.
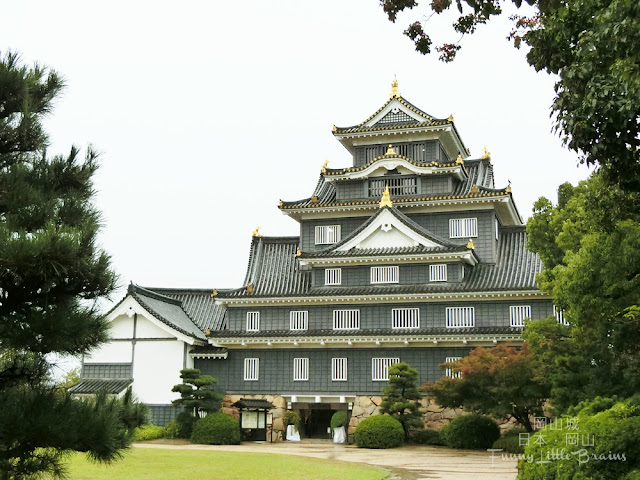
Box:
(212, 326, 524, 338)
(280, 159, 501, 210)
(128, 285, 208, 340)
(146, 287, 226, 333)
(215, 227, 541, 299)
(300, 207, 471, 259)
(334, 96, 449, 134)
(232, 398, 275, 409)
(216, 236, 310, 298)
(68, 379, 132, 395)
(322, 154, 461, 176)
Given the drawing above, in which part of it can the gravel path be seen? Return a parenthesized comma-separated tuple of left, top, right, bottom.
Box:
(135, 441, 518, 480)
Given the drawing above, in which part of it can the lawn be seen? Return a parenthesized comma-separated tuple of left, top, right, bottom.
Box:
(54, 448, 389, 480)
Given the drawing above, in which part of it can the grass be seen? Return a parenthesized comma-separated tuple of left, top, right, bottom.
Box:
(55, 448, 388, 480)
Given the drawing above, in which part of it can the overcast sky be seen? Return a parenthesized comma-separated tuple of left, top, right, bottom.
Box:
(3, 1, 591, 306)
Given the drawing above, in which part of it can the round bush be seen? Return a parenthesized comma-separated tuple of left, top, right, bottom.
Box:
(354, 415, 404, 449)
(190, 413, 240, 445)
(445, 414, 500, 449)
(283, 410, 301, 432)
(164, 412, 196, 439)
(330, 411, 348, 429)
(411, 429, 445, 446)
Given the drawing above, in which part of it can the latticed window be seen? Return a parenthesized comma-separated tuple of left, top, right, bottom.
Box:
(244, 358, 259, 381)
(325, 268, 342, 286)
(331, 358, 348, 381)
(378, 110, 413, 124)
(446, 307, 475, 328)
(370, 266, 399, 284)
(429, 264, 447, 282)
(365, 146, 381, 163)
(372, 357, 400, 381)
(369, 177, 417, 197)
(554, 305, 568, 325)
(412, 143, 427, 162)
(246, 312, 260, 331)
(290, 311, 308, 331)
(510, 305, 531, 327)
(392, 308, 420, 329)
(315, 225, 341, 244)
(445, 357, 462, 379)
(449, 218, 478, 238)
(333, 310, 360, 330)
(293, 358, 309, 381)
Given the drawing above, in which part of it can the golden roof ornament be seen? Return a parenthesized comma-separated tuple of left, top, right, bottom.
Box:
(481, 146, 490, 159)
(467, 239, 475, 249)
(456, 154, 464, 165)
(385, 144, 397, 156)
(470, 184, 479, 194)
(390, 76, 400, 99)
(205, 328, 211, 336)
(246, 283, 254, 294)
(448, 114, 454, 122)
(295, 247, 302, 257)
(252, 225, 262, 237)
(321, 159, 329, 174)
(210, 288, 218, 297)
(379, 186, 393, 208)
(332, 125, 337, 133)
(506, 183, 512, 194)
(311, 194, 318, 204)
(278, 199, 283, 208)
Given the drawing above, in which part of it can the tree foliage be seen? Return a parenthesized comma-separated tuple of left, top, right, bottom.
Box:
(379, 362, 424, 439)
(422, 344, 549, 431)
(524, 174, 640, 411)
(0, 51, 144, 478)
(380, 0, 640, 191)
(171, 368, 221, 416)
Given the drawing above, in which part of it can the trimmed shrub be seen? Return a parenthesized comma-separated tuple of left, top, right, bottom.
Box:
(132, 424, 165, 441)
(190, 413, 240, 445)
(492, 428, 526, 454)
(163, 412, 196, 439)
(283, 410, 301, 432)
(330, 411, 348, 429)
(411, 429, 445, 446)
(519, 398, 640, 480)
(445, 414, 500, 449)
(355, 415, 404, 449)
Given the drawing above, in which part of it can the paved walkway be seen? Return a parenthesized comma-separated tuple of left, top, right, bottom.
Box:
(136, 440, 518, 480)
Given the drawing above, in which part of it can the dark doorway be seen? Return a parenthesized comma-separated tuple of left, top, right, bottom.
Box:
(304, 409, 334, 438)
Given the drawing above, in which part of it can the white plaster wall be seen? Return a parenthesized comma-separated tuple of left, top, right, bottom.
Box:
(85, 341, 133, 364)
(132, 340, 185, 404)
(109, 315, 134, 339)
(135, 314, 175, 338)
(358, 228, 417, 249)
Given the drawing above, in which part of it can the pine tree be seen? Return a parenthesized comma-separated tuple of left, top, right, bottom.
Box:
(0, 51, 145, 478)
(379, 362, 424, 440)
(172, 368, 222, 417)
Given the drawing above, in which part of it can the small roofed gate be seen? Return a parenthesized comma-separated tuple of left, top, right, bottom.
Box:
(233, 398, 274, 441)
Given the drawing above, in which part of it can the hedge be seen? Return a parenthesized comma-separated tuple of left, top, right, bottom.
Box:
(190, 413, 240, 445)
(354, 415, 404, 449)
(445, 414, 500, 449)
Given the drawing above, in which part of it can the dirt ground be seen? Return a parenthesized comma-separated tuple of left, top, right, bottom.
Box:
(136, 440, 518, 480)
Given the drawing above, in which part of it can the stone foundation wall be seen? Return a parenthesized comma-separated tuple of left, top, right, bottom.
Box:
(347, 395, 517, 442)
(223, 394, 518, 444)
(222, 394, 288, 442)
